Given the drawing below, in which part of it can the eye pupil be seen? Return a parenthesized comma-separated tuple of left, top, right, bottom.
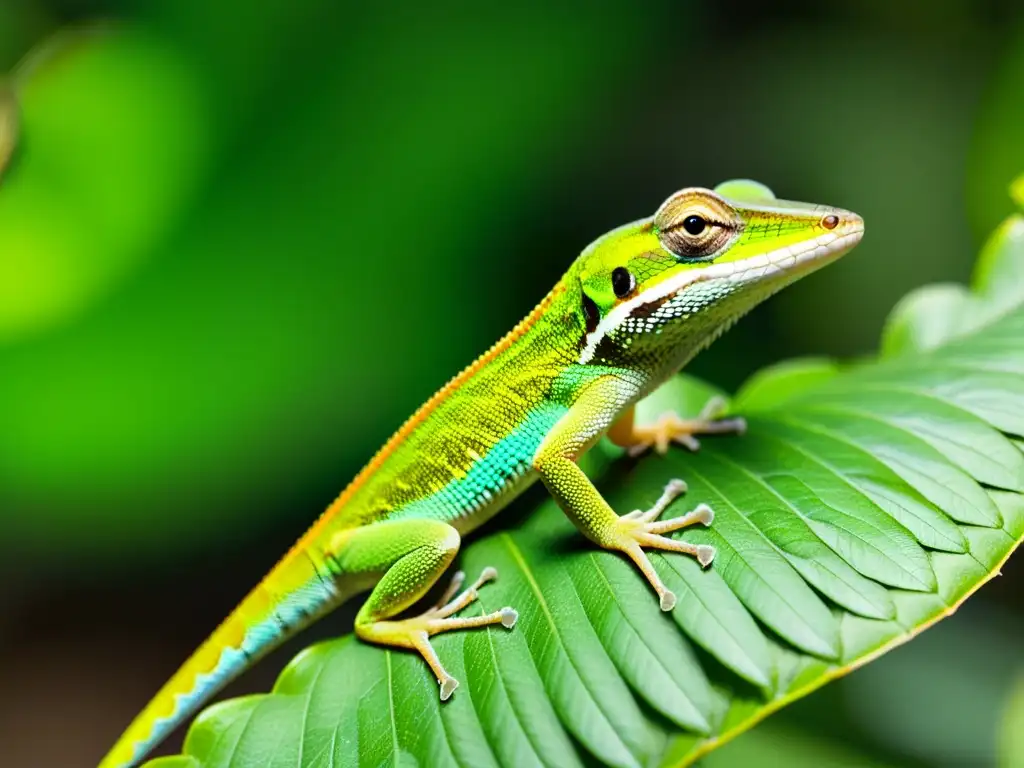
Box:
(611, 267, 634, 298)
(682, 215, 706, 235)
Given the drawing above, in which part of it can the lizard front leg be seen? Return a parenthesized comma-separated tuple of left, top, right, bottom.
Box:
(534, 377, 715, 611)
(329, 519, 517, 700)
(608, 396, 746, 457)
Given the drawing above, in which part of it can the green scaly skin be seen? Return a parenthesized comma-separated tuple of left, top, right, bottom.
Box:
(101, 179, 864, 768)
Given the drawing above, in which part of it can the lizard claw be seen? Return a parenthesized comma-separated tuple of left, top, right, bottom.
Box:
(440, 676, 459, 701)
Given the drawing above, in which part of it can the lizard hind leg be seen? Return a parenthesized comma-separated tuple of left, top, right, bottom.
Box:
(332, 519, 515, 701)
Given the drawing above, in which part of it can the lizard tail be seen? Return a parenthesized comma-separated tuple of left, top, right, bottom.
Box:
(99, 550, 340, 768)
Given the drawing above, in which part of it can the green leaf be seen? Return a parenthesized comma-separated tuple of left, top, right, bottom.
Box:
(143, 759, 199, 768)
(1000, 675, 1024, 768)
(732, 358, 841, 413)
(149, 188, 1024, 767)
(0, 26, 208, 345)
(967, 27, 1024, 240)
(1012, 173, 1024, 210)
(879, 283, 977, 358)
(882, 196, 1024, 356)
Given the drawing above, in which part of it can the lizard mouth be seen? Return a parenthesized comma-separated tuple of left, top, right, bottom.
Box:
(717, 222, 865, 286)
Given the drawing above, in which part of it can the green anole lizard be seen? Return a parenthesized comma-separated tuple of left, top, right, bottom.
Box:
(101, 179, 864, 768)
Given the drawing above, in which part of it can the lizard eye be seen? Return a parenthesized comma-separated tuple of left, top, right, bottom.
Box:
(611, 267, 635, 298)
(655, 191, 738, 260)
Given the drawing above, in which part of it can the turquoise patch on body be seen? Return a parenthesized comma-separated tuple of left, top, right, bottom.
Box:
(394, 405, 566, 522)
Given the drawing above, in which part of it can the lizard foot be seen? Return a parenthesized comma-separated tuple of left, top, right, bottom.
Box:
(613, 478, 715, 611)
(364, 566, 516, 701)
(626, 396, 746, 457)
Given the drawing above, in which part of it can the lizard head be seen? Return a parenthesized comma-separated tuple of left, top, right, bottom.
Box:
(574, 179, 864, 372)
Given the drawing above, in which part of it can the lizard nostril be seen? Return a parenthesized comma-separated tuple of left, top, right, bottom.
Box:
(821, 214, 839, 230)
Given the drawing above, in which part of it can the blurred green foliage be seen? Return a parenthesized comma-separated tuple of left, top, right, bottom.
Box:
(969, 23, 1024, 239)
(2, 1, 1022, 565)
(0, 28, 206, 342)
(1001, 674, 1024, 767)
(1, 2, 1023, 767)
(707, 722, 898, 768)
(0, 7, 653, 556)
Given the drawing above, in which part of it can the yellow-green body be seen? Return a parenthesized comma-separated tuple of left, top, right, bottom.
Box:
(101, 180, 864, 768)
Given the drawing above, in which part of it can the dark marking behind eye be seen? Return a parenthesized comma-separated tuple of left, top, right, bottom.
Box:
(611, 267, 634, 298)
(581, 291, 600, 334)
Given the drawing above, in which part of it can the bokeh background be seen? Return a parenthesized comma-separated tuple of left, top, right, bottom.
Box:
(1, 1, 1023, 766)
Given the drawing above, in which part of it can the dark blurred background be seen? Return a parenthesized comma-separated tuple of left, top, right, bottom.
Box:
(1, 2, 1023, 766)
